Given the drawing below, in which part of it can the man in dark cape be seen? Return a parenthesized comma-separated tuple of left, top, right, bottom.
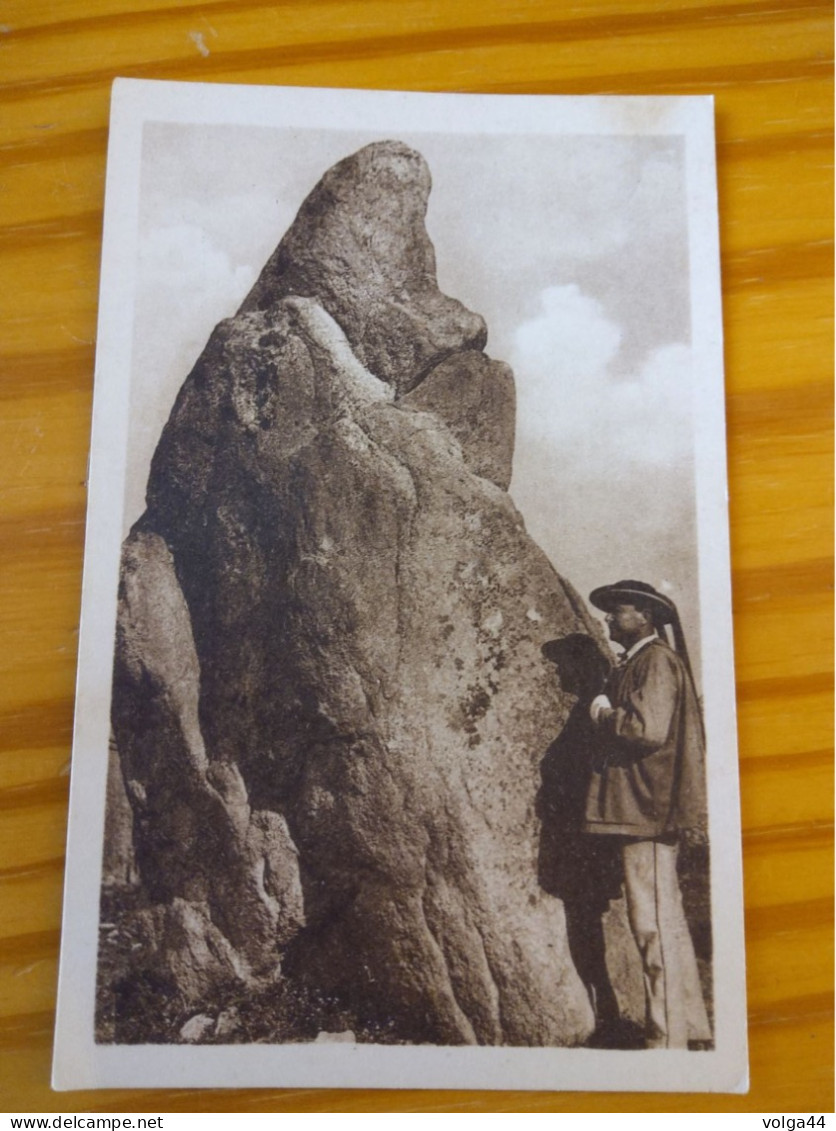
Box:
(584, 579, 711, 1049)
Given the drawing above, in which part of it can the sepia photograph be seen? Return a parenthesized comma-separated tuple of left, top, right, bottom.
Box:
(53, 81, 745, 1093)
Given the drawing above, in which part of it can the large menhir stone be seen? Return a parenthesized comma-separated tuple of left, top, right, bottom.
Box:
(108, 141, 605, 1046)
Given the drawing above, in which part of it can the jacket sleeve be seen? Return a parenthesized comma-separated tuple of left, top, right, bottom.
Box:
(607, 648, 680, 754)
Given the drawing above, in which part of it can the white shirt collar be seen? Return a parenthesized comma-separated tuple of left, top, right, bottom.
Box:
(623, 631, 659, 661)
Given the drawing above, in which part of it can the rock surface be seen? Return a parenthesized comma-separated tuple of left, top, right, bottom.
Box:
(110, 528, 304, 991)
(240, 141, 487, 396)
(103, 141, 609, 1047)
(400, 350, 516, 490)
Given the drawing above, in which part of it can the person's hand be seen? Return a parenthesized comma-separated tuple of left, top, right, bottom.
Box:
(589, 693, 613, 723)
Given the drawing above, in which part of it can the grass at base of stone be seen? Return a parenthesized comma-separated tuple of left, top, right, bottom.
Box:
(96, 847, 715, 1049)
(95, 885, 402, 1046)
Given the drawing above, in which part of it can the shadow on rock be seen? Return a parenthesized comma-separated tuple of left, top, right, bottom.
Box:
(537, 634, 624, 1037)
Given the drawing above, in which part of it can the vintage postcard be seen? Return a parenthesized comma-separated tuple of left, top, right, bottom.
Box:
(53, 80, 746, 1092)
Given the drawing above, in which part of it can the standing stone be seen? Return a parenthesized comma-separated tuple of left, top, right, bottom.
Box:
(104, 140, 609, 1047)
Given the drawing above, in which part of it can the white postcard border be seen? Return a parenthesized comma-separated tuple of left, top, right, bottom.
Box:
(53, 79, 747, 1094)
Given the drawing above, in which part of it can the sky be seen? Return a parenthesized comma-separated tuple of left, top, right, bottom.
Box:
(128, 122, 699, 671)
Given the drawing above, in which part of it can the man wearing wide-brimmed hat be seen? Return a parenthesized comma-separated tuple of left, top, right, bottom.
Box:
(585, 579, 711, 1050)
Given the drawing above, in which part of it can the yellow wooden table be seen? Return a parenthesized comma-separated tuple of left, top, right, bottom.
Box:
(1, 0, 832, 1114)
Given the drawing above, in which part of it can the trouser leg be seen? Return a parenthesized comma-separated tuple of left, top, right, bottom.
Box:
(622, 838, 709, 1049)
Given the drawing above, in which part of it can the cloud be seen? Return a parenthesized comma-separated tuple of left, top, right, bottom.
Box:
(511, 285, 621, 408)
(139, 221, 257, 314)
(510, 284, 692, 469)
(135, 221, 259, 383)
(508, 283, 698, 660)
(143, 189, 295, 271)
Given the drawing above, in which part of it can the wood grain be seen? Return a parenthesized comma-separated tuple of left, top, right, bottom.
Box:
(0, 0, 832, 1113)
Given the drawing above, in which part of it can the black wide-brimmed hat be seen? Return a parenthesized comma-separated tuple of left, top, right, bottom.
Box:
(588, 580, 700, 696)
(588, 579, 677, 624)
